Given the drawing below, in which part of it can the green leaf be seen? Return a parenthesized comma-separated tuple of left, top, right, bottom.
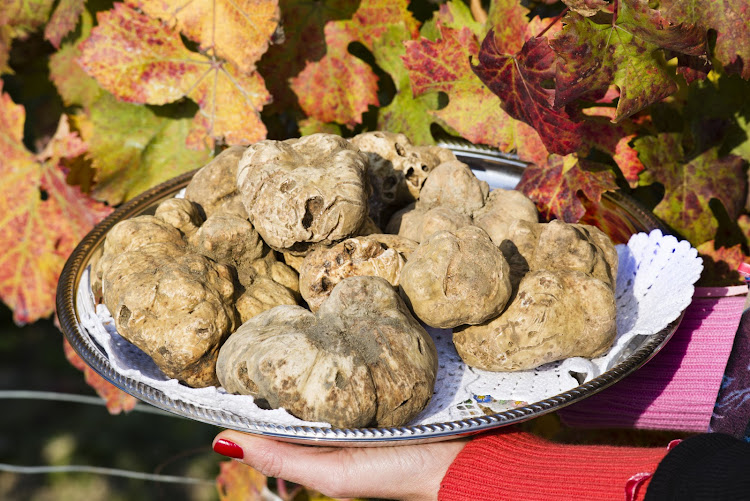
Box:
(83, 94, 211, 205)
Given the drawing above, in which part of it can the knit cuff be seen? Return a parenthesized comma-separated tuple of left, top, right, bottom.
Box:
(439, 430, 668, 501)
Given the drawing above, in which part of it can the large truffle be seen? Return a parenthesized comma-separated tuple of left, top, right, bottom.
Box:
(299, 235, 408, 312)
(453, 270, 616, 371)
(102, 238, 238, 387)
(454, 219, 618, 371)
(236, 134, 369, 255)
(399, 226, 512, 329)
(216, 276, 438, 428)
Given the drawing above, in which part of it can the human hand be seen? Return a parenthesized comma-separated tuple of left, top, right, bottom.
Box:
(212, 430, 468, 501)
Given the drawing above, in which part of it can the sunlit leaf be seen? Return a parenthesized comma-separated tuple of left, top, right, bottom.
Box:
(127, 0, 280, 74)
(550, 1, 706, 122)
(0, 0, 55, 72)
(404, 22, 517, 149)
(658, 0, 750, 79)
(289, 0, 417, 128)
(473, 32, 583, 155)
(0, 90, 111, 324)
(78, 3, 271, 149)
(696, 240, 746, 286)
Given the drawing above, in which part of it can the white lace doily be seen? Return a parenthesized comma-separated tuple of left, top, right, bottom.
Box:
(77, 229, 702, 427)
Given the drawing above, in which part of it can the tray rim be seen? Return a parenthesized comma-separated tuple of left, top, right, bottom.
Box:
(56, 145, 681, 446)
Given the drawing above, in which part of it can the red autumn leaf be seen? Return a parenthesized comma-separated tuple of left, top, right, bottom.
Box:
(658, 0, 750, 79)
(472, 32, 583, 155)
(0, 86, 112, 324)
(257, 0, 358, 112)
(290, 21, 379, 128)
(289, 0, 417, 128)
(63, 336, 137, 414)
(403, 22, 517, 150)
(517, 153, 619, 222)
(0, 0, 56, 72)
(636, 132, 746, 245)
(77, 3, 271, 149)
(216, 460, 267, 501)
(44, 0, 85, 48)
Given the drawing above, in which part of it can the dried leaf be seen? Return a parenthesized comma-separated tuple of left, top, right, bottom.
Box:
(78, 3, 271, 149)
(216, 461, 267, 501)
(472, 32, 583, 155)
(127, 0, 280, 74)
(63, 337, 137, 414)
(0, 89, 111, 324)
(516, 153, 618, 222)
(44, 0, 84, 48)
(636, 133, 746, 244)
(658, 0, 750, 79)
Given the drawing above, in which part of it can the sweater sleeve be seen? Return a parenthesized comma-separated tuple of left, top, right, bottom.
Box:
(439, 429, 668, 501)
(644, 433, 750, 500)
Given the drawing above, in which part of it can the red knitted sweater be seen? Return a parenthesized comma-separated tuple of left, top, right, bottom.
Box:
(439, 430, 669, 501)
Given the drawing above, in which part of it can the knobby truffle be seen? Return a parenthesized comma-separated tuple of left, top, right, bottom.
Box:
(216, 276, 438, 428)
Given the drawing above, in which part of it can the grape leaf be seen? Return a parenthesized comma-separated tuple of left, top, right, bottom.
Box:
(0, 90, 111, 324)
(580, 101, 645, 186)
(289, 0, 417, 128)
(636, 133, 746, 244)
(216, 461, 267, 501)
(82, 94, 212, 205)
(550, 4, 702, 122)
(290, 21, 380, 128)
(78, 3, 271, 149)
(485, 0, 535, 52)
(0, 0, 55, 72)
(472, 32, 583, 155)
(44, 0, 84, 48)
(257, 0, 358, 113)
(63, 336, 137, 414)
(404, 22, 517, 149)
(126, 0, 280, 75)
(373, 24, 439, 145)
(658, 0, 750, 79)
(516, 153, 618, 222)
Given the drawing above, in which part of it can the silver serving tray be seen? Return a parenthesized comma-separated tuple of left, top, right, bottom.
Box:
(56, 141, 679, 446)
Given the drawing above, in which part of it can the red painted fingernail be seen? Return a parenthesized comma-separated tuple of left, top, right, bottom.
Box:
(213, 438, 244, 459)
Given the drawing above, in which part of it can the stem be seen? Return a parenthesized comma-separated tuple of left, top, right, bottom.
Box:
(536, 7, 569, 38)
(612, 0, 619, 26)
